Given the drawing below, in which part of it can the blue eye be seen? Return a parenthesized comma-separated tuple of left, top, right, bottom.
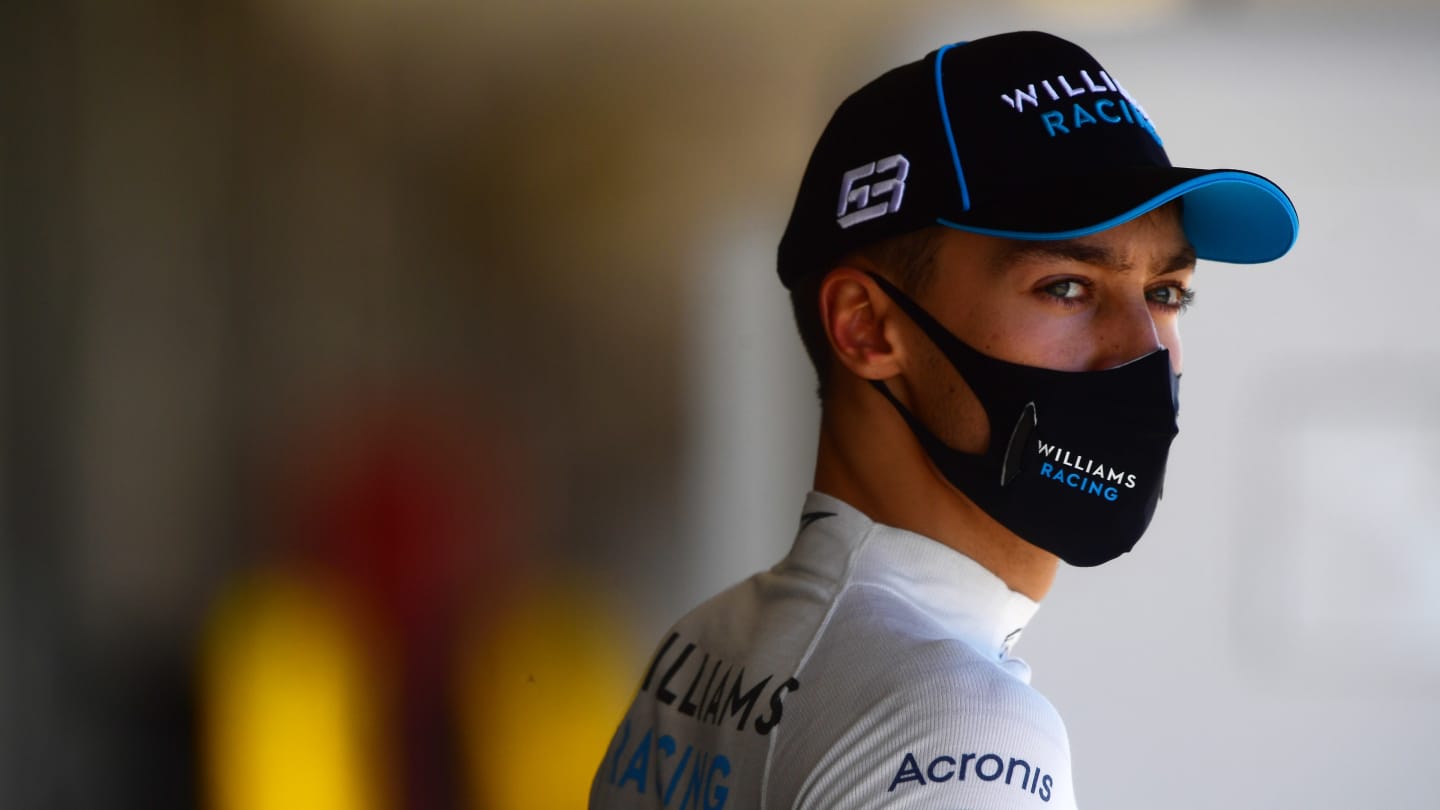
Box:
(1147, 284, 1195, 311)
(1043, 280, 1087, 301)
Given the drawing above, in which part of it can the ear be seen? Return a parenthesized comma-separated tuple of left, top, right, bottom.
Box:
(818, 266, 906, 381)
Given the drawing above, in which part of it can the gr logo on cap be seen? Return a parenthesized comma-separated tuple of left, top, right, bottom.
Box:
(837, 154, 910, 229)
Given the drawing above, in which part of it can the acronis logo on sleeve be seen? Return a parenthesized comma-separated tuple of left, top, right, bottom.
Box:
(889, 749, 1056, 803)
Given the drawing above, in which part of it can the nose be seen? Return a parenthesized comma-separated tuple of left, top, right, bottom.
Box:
(1088, 295, 1163, 370)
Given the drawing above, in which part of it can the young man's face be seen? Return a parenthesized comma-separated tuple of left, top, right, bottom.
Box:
(902, 207, 1194, 454)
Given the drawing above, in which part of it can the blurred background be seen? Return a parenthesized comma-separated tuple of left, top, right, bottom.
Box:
(3, 0, 1438, 808)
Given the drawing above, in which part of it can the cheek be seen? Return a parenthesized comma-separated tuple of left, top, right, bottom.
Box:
(986, 317, 1096, 371)
(964, 300, 1066, 362)
(911, 342, 991, 454)
(1157, 321, 1184, 373)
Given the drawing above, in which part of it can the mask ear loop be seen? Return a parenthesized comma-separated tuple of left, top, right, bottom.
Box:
(867, 379, 944, 453)
(864, 270, 1033, 486)
(869, 379, 1033, 490)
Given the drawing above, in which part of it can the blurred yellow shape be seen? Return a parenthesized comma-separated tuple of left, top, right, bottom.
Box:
(458, 579, 635, 810)
(202, 572, 386, 810)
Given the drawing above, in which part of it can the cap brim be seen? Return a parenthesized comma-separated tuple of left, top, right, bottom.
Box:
(938, 168, 1298, 264)
(1168, 170, 1298, 264)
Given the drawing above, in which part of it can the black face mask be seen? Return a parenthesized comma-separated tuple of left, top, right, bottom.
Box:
(865, 271, 1180, 567)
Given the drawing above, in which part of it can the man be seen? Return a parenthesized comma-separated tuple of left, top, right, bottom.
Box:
(590, 31, 1297, 809)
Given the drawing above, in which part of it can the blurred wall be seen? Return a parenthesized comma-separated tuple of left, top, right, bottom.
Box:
(3, 1, 1437, 808)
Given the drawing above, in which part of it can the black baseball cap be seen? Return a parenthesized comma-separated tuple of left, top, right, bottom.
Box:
(777, 31, 1298, 289)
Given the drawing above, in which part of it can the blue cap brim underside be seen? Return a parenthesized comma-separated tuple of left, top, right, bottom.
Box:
(937, 170, 1299, 264)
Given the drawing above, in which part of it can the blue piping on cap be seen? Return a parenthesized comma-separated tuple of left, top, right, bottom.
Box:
(934, 43, 971, 212)
(936, 170, 1299, 264)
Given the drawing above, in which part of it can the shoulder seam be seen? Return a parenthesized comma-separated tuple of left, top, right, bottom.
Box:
(759, 520, 877, 810)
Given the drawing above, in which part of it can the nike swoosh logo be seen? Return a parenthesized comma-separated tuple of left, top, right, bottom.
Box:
(799, 511, 836, 530)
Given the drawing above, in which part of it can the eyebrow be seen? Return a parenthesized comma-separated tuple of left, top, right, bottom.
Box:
(997, 239, 1197, 277)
